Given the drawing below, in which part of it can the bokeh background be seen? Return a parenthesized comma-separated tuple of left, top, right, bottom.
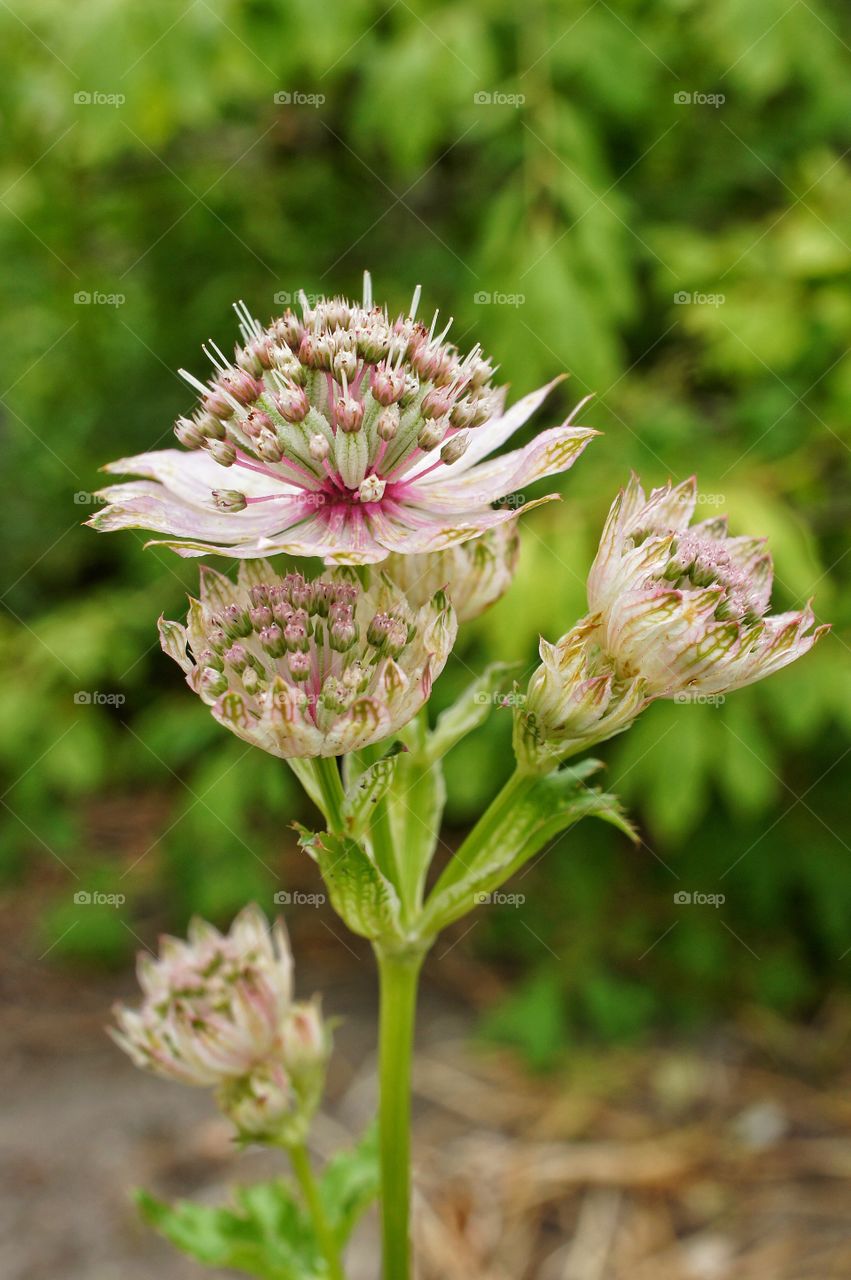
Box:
(2, 1, 851, 1275)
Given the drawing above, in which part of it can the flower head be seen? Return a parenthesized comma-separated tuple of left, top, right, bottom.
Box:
(88, 274, 596, 565)
(380, 521, 520, 622)
(159, 560, 456, 758)
(587, 475, 828, 698)
(515, 617, 648, 770)
(110, 905, 328, 1142)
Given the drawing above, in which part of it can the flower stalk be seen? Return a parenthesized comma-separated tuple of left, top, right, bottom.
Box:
(285, 1140, 344, 1280)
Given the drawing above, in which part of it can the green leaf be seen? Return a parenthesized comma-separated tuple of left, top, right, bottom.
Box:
(422, 764, 636, 934)
(297, 826, 402, 942)
(137, 1180, 321, 1280)
(385, 748, 446, 918)
(319, 1124, 380, 1247)
(341, 742, 405, 838)
(426, 662, 520, 762)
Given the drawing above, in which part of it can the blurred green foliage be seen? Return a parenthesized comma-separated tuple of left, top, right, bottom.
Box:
(2, 0, 849, 1049)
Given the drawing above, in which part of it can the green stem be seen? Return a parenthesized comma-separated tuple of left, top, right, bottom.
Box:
(375, 944, 426, 1280)
(313, 755, 347, 833)
(287, 1141, 344, 1280)
(427, 766, 536, 899)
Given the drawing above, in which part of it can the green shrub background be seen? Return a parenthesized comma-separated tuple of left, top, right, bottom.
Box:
(2, 0, 849, 1059)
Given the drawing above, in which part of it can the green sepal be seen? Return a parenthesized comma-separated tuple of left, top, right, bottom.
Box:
(420, 761, 637, 934)
(297, 825, 403, 942)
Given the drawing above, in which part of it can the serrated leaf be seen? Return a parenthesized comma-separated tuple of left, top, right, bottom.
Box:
(426, 662, 520, 762)
(298, 827, 402, 941)
(136, 1181, 321, 1280)
(421, 764, 636, 933)
(319, 1124, 380, 1246)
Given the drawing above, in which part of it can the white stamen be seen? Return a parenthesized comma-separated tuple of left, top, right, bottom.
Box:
(363, 270, 373, 309)
(179, 368, 211, 396)
(408, 284, 422, 321)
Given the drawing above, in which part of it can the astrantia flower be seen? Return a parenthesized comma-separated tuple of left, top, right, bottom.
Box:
(88, 274, 596, 565)
(110, 905, 328, 1141)
(159, 561, 456, 758)
(587, 475, 828, 698)
(515, 616, 648, 770)
(380, 521, 520, 622)
(515, 475, 828, 771)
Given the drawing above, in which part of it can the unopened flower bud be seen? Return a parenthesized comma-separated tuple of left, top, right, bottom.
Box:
(308, 433, 330, 462)
(275, 385, 309, 423)
(287, 651, 311, 682)
(219, 370, 262, 405)
(357, 474, 386, 504)
(201, 667, 229, 697)
(207, 439, 237, 467)
(370, 363, 406, 405)
(421, 386, 455, 419)
(204, 388, 235, 420)
(212, 489, 248, 512)
(417, 418, 446, 451)
(256, 431, 283, 462)
(440, 431, 469, 464)
(175, 416, 207, 449)
(332, 349, 358, 381)
(376, 404, 400, 441)
(336, 396, 364, 433)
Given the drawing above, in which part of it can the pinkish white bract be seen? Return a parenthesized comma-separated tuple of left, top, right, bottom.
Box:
(88, 274, 596, 565)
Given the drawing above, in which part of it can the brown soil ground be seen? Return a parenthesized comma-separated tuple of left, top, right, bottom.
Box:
(3, 889, 851, 1280)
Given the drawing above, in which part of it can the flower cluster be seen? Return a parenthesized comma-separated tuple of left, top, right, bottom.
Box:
(587, 475, 827, 697)
(111, 906, 327, 1142)
(88, 275, 595, 564)
(159, 561, 456, 758)
(516, 476, 828, 768)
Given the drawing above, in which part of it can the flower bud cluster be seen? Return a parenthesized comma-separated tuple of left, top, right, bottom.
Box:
(111, 906, 328, 1144)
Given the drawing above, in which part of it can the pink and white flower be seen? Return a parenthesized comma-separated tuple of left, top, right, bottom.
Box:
(111, 905, 328, 1141)
(586, 474, 828, 698)
(159, 560, 456, 758)
(515, 475, 828, 770)
(88, 276, 595, 565)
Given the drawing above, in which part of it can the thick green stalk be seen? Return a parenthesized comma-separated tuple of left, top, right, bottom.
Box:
(312, 755, 347, 833)
(427, 766, 537, 898)
(375, 944, 426, 1280)
(287, 1141, 344, 1280)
